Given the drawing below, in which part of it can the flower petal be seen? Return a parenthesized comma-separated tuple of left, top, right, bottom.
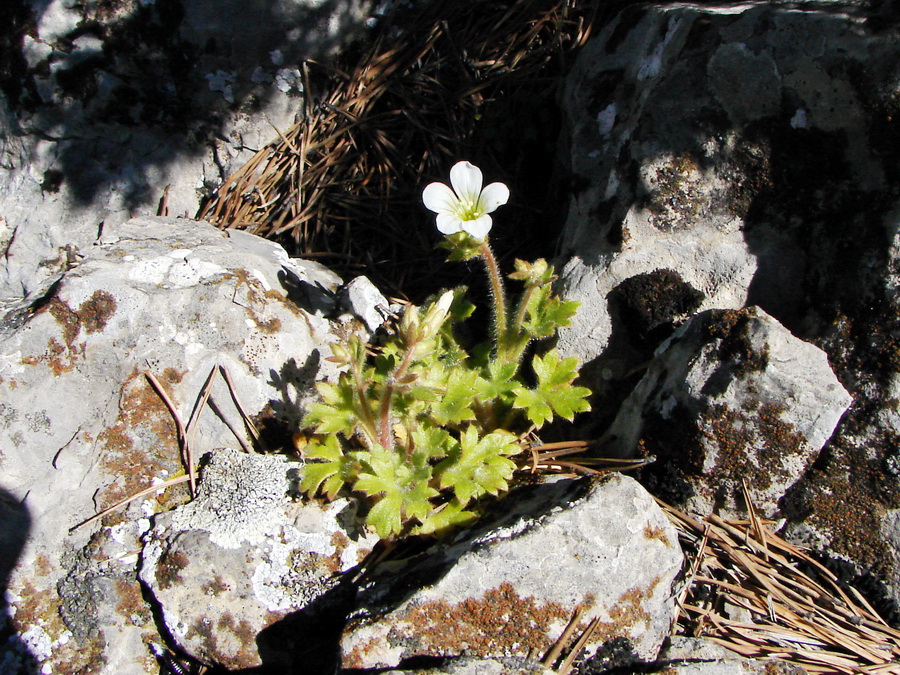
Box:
(478, 182, 510, 214)
(449, 161, 483, 203)
(462, 214, 492, 239)
(422, 182, 458, 214)
(436, 212, 463, 234)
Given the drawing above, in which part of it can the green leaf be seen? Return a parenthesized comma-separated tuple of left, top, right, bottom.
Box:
(304, 377, 358, 437)
(415, 499, 477, 536)
(436, 427, 518, 505)
(411, 424, 454, 464)
(354, 445, 439, 538)
(508, 258, 555, 286)
(299, 435, 357, 500)
(430, 368, 479, 425)
(521, 285, 580, 339)
(512, 349, 592, 428)
(475, 361, 518, 402)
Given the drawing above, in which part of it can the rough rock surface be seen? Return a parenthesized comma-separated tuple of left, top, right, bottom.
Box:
(140, 447, 379, 670)
(0, 0, 371, 300)
(557, 0, 900, 410)
(603, 306, 852, 517)
(557, 0, 900, 608)
(658, 637, 807, 674)
(381, 656, 554, 675)
(0, 216, 360, 673)
(341, 474, 683, 670)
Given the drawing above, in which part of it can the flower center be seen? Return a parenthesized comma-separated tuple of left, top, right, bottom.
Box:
(456, 197, 482, 221)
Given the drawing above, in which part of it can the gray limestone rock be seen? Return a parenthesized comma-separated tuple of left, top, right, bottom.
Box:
(0, 216, 365, 673)
(381, 656, 554, 674)
(557, 0, 900, 610)
(139, 448, 379, 669)
(603, 306, 852, 517)
(0, 0, 372, 301)
(341, 474, 683, 670)
(657, 637, 807, 674)
(556, 0, 900, 414)
(340, 275, 394, 333)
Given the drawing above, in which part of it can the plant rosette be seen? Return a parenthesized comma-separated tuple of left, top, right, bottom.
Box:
(299, 161, 591, 539)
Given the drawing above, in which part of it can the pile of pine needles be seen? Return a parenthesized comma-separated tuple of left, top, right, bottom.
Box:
(664, 483, 900, 674)
(197, 0, 600, 297)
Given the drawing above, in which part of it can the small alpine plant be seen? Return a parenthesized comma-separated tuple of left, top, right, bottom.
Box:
(298, 161, 591, 539)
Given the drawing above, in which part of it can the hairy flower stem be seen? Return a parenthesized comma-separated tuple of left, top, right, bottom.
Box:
(350, 359, 379, 445)
(377, 341, 418, 450)
(479, 241, 509, 356)
(513, 285, 535, 333)
(504, 284, 537, 364)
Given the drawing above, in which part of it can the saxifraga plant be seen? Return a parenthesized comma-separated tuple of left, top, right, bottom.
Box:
(298, 161, 591, 539)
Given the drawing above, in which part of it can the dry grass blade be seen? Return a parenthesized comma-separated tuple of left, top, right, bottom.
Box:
(185, 364, 219, 496)
(664, 497, 900, 674)
(69, 473, 194, 532)
(71, 365, 265, 533)
(557, 617, 602, 675)
(145, 370, 194, 497)
(673, 523, 711, 626)
(541, 606, 584, 669)
(218, 364, 262, 449)
(519, 439, 655, 476)
(741, 478, 768, 561)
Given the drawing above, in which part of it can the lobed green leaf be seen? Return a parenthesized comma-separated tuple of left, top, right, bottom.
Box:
(354, 444, 439, 538)
(299, 435, 357, 500)
(436, 427, 519, 504)
(513, 348, 592, 428)
(521, 286, 579, 339)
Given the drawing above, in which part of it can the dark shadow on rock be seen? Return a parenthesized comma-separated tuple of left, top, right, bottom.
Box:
(1, 0, 374, 212)
(741, 123, 876, 339)
(265, 351, 322, 442)
(245, 478, 595, 673)
(0, 485, 37, 674)
(570, 269, 704, 443)
(278, 267, 338, 317)
(346, 478, 594, 635)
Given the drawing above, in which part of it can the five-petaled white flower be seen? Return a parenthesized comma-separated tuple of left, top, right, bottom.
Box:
(422, 161, 510, 240)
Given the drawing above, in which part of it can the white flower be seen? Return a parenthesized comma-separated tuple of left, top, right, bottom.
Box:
(422, 161, 510, 239)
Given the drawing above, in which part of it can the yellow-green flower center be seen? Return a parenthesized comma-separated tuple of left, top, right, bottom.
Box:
(455, 198, 483, 221)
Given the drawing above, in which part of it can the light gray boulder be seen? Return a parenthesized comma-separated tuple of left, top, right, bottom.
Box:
(1, 0, 372, 301)
(139, 448, 379, 670)
(0, 216, 368, 674)
(341, 474, 683, 671)
(603, 306, 851, 517)
(556, 0, 900, 407)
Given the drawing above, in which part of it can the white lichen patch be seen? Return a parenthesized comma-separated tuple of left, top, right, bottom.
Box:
(127, 253, 226, 288)
(206, 70, 236, 103)
(637, 15, 681, 80)
(170, 450, 291, 549)
(251, 524, 335, 611)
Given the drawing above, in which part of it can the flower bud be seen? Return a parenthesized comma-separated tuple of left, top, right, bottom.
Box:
(326, 342, 352, 365)
(400, 304, 421, 340)
(420, 290, 455, 338)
